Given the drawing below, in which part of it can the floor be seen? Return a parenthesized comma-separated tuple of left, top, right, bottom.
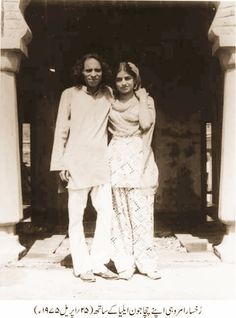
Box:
(0, 224, 235, 318)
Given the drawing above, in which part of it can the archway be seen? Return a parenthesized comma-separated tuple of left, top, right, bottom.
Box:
(17, 0, 218, 233)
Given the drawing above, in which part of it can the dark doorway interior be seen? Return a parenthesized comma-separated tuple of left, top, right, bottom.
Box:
(17, 1, 219, 233)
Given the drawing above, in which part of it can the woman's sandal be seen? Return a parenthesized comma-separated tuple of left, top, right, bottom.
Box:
(118, 270, 134, 280)
(146, 271, 161, 280)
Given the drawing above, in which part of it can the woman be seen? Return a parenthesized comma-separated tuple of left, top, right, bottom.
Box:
(108, 62, 160, 280)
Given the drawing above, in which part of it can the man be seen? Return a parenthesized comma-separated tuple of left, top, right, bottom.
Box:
(50, 53, 116, 282)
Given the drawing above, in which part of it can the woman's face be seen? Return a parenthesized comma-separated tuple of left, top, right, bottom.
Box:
(115, 70, 135, 95)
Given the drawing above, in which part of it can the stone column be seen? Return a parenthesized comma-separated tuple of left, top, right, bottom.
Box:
(0, 0, 32, 264)
(208, 2, 236, 263)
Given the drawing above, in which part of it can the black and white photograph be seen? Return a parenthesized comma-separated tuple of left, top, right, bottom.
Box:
(0, 0, 235, 316)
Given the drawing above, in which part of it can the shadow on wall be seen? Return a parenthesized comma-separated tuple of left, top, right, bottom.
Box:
(176, 166, 201, 212)
(154, 109, 202, 226)
(156, 166, 201, 214)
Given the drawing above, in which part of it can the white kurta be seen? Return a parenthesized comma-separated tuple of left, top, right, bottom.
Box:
(50, 85, 112, 189)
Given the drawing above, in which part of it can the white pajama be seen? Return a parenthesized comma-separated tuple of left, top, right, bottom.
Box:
(111, 187, 158, 275)
(68, 183, 112, 276)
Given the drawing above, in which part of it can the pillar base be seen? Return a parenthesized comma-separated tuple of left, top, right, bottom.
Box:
(213, 230, 236, 263)
(0, 225, 26, 265)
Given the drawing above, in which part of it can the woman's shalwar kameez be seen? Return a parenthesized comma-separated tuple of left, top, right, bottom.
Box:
(108, 94, 159, 275)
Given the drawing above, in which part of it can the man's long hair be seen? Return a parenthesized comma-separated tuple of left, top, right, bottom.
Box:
(71, 53, 112, 87)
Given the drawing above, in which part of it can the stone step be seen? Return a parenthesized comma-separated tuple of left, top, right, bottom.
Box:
(175, 234, 211, 252)
(14, 234, 220, 269)
(26, 235, 65, 254)
(18, 235, 66, 264)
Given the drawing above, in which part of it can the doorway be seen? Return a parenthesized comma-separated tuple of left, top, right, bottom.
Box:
(18, 0, 217, 232)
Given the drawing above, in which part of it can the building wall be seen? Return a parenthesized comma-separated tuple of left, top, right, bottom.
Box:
(155, 110, 202, 216)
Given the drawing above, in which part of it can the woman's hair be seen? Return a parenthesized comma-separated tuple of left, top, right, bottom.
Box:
(113, 62, 141, 93)
(71, 53, 112, 87)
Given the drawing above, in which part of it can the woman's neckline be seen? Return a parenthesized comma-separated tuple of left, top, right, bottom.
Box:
(113, 95, 138, 112)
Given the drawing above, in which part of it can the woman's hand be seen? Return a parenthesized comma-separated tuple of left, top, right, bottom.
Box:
(59, 170, 70, 182)
(136, 88, 154, 131)
(135, 88, 149, 103)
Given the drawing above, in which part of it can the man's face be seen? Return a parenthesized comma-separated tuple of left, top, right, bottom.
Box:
(82, 58, 102, 89)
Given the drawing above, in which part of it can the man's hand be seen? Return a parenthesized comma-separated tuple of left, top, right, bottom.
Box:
(59, 170, 70, 182)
